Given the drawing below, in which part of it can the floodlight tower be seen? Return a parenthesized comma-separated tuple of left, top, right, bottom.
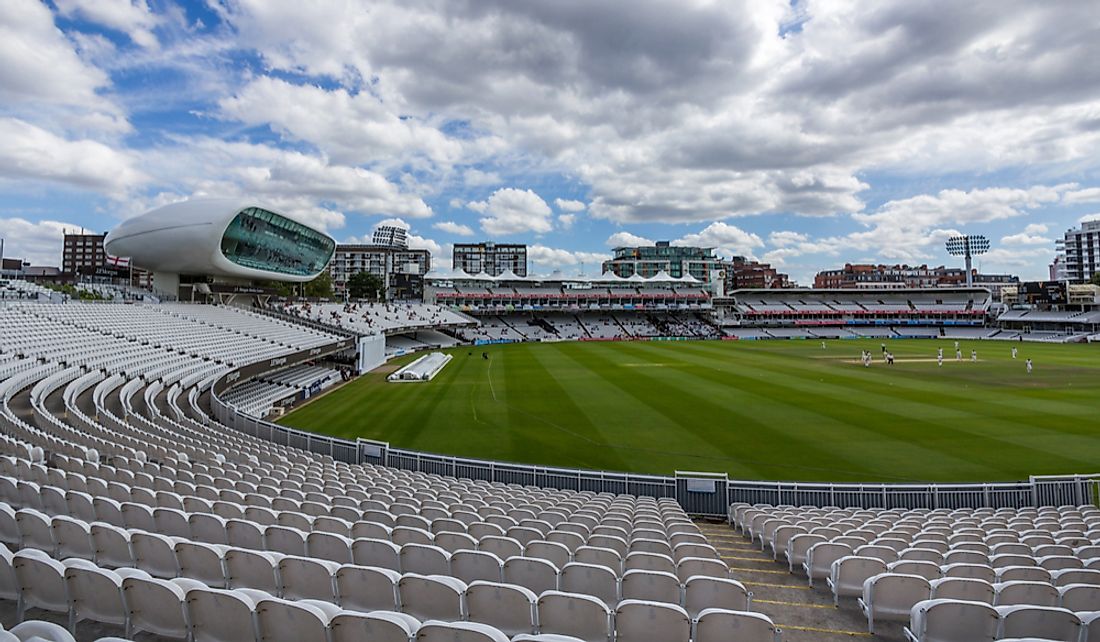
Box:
(945, 235, 990, 287)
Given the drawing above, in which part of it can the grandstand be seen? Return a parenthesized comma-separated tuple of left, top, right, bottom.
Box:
(0, 296, 1095, 641)
(714, 288, 992, 341)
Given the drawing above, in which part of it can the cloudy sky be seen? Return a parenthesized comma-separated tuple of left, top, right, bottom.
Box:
(2, 0, 1100, 283)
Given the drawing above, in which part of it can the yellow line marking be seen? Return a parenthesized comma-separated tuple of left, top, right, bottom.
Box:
(755, 598, 836, 610)
(720, 555, 776, 562)
(778, 623, 873, 637)
(740, 581, 811, 590)
(726, 566, 791, 574)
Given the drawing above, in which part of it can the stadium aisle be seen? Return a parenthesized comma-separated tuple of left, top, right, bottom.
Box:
(697, 523, 904, 641)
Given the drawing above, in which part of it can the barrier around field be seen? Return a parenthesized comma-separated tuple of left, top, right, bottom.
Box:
(209, 346, 1100, 517)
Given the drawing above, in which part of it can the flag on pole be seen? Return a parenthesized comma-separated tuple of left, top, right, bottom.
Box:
(105, 253, 130, 268)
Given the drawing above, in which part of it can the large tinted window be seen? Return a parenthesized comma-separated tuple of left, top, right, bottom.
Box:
(220, 207, 335, 276)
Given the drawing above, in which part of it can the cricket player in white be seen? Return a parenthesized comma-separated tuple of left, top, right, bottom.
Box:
(1011, 346, 1017, 359)
(1026, 358, 1033, 374)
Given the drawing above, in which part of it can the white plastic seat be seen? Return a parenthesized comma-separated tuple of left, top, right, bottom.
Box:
(398, 574, 466, 621)
(1079, 611, 1100, 642)
(573, 547, 621, 576)
(131, 531, 180, 578)
(352, 538, 401, 571)
(694, 607, 778, 642)
(224, 548, 281, 594)
(122, 576, 193, 640)
(15, 509, 55, 554)
(674, 557, 728, 583)
(786, 534, 826, 573)
(414, 620, 509, 642)
(464, 580, 537, 636)
(186, 587, 260, 642)
(1059, 583, 1100, 612)
(560, 562, 618, 608)
(536, 591, 612, 642)
(278, 555, 339, 601)
(993, 580, 1060, 607)
(0, 504, 20, 548)
(503, 556, 559, 596)
(226, 519, 264, 550)
(620, 569, 680, 604)
(265, 525, 307, 556)
(905, 598, 998, 642)
(624, 551, 676, 576)
(50, 516, 94, 561)
(335, 564, 400, 613)
(889, 560, 942, 581)
(995, 605, 1081, 641)
(451, 550, 503, 585)
(434, 532, 478, 555)
(613, 599, 690, 642)
(13, 549, 70, 622)
(307, 531, 353, 564)
(860, 573, 932, 634)
(683, 576, 750, 618)
(64, 561, 131, 634)
(1052, 568, 1100, 586)
(188, 514, 229, 545)
(527, 540, 572, 570)
(255, 597, 339, 642)
(480, 536, 523, 561)
(0, 544, 18, 601)
(996, 566, 1052, 584)
(174, 541, 228, 588)
(828, 556, 887, 605)
(330, 610, 420, 642)
(929, 577, 994, 604)
(7, 620, 77, 642)
(402, 543, 452, 576)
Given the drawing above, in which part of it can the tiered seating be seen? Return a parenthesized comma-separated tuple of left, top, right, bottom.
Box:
(0, 281, 57, 302)
(0, 301, 763, 641)
(283, 302, 470, 336)
(729, 502, 1100, 641)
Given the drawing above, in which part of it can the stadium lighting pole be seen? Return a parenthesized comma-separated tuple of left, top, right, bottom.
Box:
(946, 235, 990, 287)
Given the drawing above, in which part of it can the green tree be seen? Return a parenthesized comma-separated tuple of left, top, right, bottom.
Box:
(303, 271, 334, 299)
(347, 271, 385, 300)
(1090, 272, 1100, 287)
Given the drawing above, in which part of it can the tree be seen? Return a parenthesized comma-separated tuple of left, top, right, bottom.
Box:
(347, 271, 385, 300)
(1091, 272, 1100, 287)
(303, 271, 333, 299)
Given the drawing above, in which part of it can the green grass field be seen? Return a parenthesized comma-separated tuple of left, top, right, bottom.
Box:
(278, 338, 1100, 483)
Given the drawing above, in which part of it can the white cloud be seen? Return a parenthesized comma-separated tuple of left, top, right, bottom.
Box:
(433, 220, 475, 236)
(768, 230, 809, 248)
(0, 0, 128, 133)
(135, 137, 433, 227)
(1001, 223, 1052, 247)
(605, 231, 653, 247)
(1064, 188, 1100, 205)
(53, 0, 160, 48)
(674, 222, 764, 258)
(463, 168, 501, 187)
(218, 77, 469, 168)
(554, 198, 586, 212)
(470, 188, 553, 235)
(1079, 213, 1100, 224)
(0, 217, 84, 266)
(0, 118, 145, 193)
(557, 214, 576, 229)
(528, 244, 609, 270)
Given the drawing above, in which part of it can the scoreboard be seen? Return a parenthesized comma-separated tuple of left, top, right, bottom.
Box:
(1020, 281, 1066, 305)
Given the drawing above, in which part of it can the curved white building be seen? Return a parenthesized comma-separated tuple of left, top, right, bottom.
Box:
(105, 200, 336, 287)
